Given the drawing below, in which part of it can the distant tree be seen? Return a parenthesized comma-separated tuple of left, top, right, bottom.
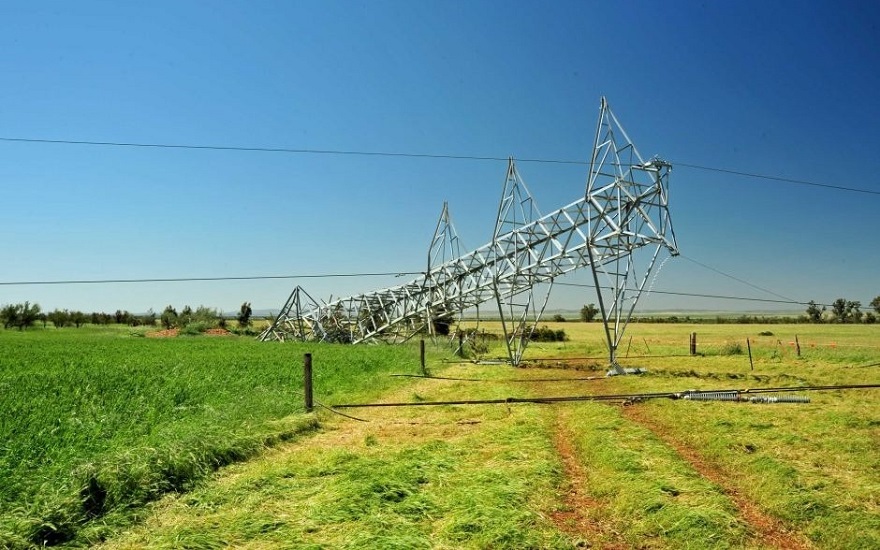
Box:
(88, 312, 112, 325)
(161, 305, 178, 330)
(238, 302, 253, 328)
(179, 305, 194, 327)
(113, 309, 136, 325)
(865, 312, 877, 324)
(17, 302, 41, 330)
(48, 309, 70, 328)
(805, 300, 825, 323)
(70, 311, 87, 328)
(847, 300, 862, 323)
(580, 303, 599, 322)
(552, 314, 567, 322)
(193, 305, 220, 324)
(871, 296, 880, 315)
(831, 298, 848, 323)
(1, 304, 19, 329)
(141, 308, 157, 327)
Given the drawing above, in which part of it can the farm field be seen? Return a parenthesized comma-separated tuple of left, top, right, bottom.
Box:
(0, 327, 433, 548)
(2, 322, 878, 548)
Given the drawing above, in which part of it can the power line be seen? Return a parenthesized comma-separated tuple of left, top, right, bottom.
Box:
(0, 273, 828, 309)
(674, 162, 880, 196)
(554, 281, 819, 308)
(0, 137, 583, 165)
(330, 384, 880, 409)
(1, 136, 878, 195)
(678, 254, 798, 303)
(0, 271, 420, 286)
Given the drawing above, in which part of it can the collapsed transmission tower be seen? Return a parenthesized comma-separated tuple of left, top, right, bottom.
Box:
(261, 97, 679, 371)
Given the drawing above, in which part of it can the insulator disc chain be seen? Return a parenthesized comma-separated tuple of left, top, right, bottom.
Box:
(682, 391, 810, 404)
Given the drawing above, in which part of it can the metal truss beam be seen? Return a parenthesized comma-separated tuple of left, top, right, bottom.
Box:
(260, 97, 679, 369)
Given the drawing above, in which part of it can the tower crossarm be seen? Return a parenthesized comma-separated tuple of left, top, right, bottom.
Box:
(303, 181, 672, 343)
(261, 97, 678, 351)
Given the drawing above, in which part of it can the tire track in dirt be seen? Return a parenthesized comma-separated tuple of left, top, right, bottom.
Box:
(519, 369, 628, 548)
(620, 404, 813, 550)
(550, 407, 628, 549)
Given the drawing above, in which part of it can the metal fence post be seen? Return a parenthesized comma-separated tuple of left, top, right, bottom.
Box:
(746, 339, 754, 371)
(420, 339, 426, 375)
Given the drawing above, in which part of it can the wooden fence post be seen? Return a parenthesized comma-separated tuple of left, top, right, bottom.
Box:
(304, 353, 313, 412)
(690, 332, 697, 356)
(795, 335, 801, 357)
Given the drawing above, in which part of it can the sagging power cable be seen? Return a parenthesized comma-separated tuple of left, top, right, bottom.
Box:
(330, 383, 879, 409)
(390, 374, 605, 383)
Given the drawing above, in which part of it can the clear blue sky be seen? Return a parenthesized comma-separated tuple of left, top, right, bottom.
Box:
(2, 1, 879, 315)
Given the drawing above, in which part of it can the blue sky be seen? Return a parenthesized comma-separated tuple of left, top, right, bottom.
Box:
(2, 0, 878, 315)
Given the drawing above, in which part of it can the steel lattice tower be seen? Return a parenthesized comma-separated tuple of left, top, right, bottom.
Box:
(260, 97, 678, 370)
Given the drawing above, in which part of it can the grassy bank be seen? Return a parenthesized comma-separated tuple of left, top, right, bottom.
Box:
(0, 327, 436, 547)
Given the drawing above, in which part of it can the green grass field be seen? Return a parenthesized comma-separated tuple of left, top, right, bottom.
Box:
(2, 322, 878, 548)
(0, 327, 432, 548)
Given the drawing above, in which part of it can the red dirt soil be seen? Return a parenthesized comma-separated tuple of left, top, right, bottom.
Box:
(620, 405, 813, 550)
(145, 328, 179, 338)
(550, 410, 628, 549)
(144, 328, 232, 338)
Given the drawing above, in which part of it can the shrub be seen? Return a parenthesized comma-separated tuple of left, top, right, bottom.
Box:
(719, 341, 744, 355)
(237, 302, 253, 328)
(180, 322, 211, 336)
(160, 306, 178, 330)
(529, 325, 567, 342)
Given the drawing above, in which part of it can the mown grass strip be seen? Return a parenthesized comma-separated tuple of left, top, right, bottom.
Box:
(99, 365, 573, 549)
(595, 353, 880, 548)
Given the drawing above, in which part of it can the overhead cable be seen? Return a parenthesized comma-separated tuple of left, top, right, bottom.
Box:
(554, 282, 824, 308)
(0, 273, 845, 308)
(0, 271, 420, 286)
(1, 136, 877, 195)
(678, 254, 798, 303)
(675, 162, 880, 196)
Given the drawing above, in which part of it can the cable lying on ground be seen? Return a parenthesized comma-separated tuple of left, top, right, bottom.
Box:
(330, 384, 879, 409)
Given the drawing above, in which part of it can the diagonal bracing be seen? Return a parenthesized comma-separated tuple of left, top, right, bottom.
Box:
(260, 97, 678, 368)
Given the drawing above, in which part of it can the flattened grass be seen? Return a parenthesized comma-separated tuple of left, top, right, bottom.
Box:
(556, 404, 739, 545)
(102, 368, 572, 549)
(103, 359, 814, 549)
(593, 326, 880, 549)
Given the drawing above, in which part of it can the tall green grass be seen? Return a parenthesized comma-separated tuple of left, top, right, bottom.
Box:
(0, 328, 432, 547)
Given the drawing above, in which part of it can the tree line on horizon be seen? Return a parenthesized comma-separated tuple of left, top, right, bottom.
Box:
(0, 301, 256, 332)
(2, 297, 879, 331)
(561, 299, 880, 324)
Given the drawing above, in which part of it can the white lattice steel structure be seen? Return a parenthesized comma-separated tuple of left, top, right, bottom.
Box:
(261, 97, 678, 369)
